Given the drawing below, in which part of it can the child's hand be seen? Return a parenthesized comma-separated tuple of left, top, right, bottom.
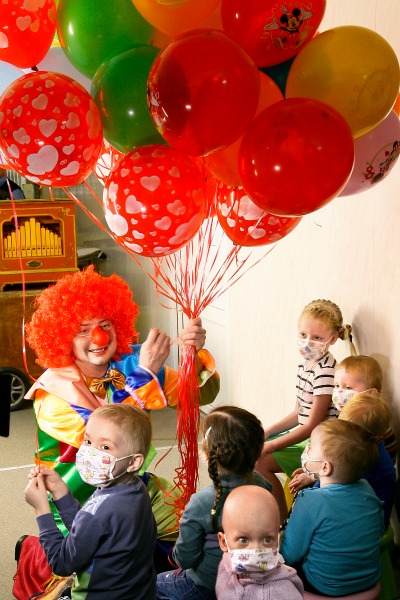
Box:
(34, 465, 69, 500)
(289, 469, 315, 493)
(25, 473, 51, 515)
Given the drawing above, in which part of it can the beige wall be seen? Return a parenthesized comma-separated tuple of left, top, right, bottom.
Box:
(222, 0, 400, 444)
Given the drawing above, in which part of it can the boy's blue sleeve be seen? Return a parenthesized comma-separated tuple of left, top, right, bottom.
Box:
(37, 500, 106, 576)
(280, 490, 316, 565)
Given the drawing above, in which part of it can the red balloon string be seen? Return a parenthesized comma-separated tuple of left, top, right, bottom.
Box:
(173, 344, 201, 512)
(68, 176, 276, 508)
(8, 189, 37, 384)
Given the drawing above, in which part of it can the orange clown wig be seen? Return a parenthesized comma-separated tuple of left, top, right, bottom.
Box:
(25, 266, 139, 368)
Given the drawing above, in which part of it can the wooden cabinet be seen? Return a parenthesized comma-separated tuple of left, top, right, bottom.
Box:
(0, 199, 78, 290)
(0, 289, 43, 380)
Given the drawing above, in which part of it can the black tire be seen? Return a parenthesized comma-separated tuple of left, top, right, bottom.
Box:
(0, 368, 30, 411)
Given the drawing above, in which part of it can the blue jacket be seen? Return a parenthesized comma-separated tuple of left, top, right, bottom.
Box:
(281, 479, 384, 596)
(37, 479, 157, 600)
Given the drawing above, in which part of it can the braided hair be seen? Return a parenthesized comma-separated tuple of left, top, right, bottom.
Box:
(201, 405, 264, 531)
(300, 299, 358, 356)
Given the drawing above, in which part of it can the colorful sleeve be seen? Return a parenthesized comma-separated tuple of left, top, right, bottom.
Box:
(113, 366, 169, 410)
(34, 390, 86, 449)
(164, 349, 220, 408)
(114, 350, 220, 409)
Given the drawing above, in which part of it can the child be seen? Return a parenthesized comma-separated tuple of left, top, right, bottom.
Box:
(289, 392, 396, 527)
(24, 404, 157, 600)
(256, 299, 356, 520)
(216, 485, 304, 599)
(281, 419, 384, 597)
(332, 355, 397, 462)
(156, 405, 273, 600)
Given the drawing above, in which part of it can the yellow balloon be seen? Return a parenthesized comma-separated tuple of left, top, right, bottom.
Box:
(131, 0, 221, 37)
(286, 26, 400, 138)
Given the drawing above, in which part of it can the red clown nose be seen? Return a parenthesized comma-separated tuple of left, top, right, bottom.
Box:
(91, 326, 109, 346)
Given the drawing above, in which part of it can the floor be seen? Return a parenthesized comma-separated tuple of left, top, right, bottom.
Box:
(0, 401, 209, 600)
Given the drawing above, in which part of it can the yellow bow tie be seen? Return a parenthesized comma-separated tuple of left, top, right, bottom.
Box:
(88, 368, 126, 399)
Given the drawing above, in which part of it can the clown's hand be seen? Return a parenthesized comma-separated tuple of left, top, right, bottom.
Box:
(179, 317, 206, 352)
(139, 328, 171, 375)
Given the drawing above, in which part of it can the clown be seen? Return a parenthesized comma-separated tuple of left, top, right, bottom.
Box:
(25, 266, 219, 568)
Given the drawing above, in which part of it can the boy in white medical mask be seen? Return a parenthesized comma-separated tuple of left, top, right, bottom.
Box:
(25, 404, 156, 600)
(331, 354, 396, 462)
(216, 485, 303, 600)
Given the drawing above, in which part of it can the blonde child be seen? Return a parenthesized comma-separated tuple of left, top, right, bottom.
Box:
(25, 404, 157, 600)
(281, 419, 384, 596)
(216, 485, 304, 600)
(290, 392, 396, 527)
(156, 406, 272, 600)
(332, 355, 397, 462)
(256, 299, 356, 520)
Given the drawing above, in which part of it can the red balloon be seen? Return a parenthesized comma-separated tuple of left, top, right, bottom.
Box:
(221, 0, 326, 67)
(0, 72, 103, 187)
(0, 0, 57, 68)
(216, 185, 301, 246)
(203, 71, 283, 187)
(238, 98, 355, 217)
(147, 29, 260, 157)
(104, 145, 207, 257)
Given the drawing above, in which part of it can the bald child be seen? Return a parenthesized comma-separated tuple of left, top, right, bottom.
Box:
(216, 486, 303, 600)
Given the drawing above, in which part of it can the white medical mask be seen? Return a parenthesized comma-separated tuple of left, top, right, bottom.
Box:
(76, 445, 133, 488)
(332, 387, 371, 411)
(297, 337, 331, 362)
(225, 537, 282, 575)
(301, 443, 325, 478)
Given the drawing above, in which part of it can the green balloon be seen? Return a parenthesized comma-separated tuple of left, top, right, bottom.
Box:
(91, 45, 166, 153)
(57, 0, 153, 79)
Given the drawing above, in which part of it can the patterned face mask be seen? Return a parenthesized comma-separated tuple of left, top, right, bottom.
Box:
(332, 388, 371, 411)
(225, 537, 282, 575)
(76, 445, 133, 488)
(297, 337, 331, 362)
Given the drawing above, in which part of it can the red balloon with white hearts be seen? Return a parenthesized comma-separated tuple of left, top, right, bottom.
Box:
(103, 145, 207, 257)
(216, 185, 301, 246)
(0, 71, 103, 187)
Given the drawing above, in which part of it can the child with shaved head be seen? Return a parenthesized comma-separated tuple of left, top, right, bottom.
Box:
(216, 486, 303, 599)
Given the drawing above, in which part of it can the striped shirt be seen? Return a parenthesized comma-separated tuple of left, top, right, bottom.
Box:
(296, 352, 338, 425)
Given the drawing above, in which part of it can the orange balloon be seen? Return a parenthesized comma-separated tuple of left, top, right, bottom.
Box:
(197, 2, 223, 30)
(131, 0, 221, 37)
(151, 28, 172, 51)
(204, 71, 283, 187)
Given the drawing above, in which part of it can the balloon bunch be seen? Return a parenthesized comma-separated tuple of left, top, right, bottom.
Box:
(1, 0, 400, 502)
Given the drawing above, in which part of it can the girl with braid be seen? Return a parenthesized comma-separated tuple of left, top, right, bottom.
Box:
(156, 405, 272, 600)
(256, 299, 357, 522)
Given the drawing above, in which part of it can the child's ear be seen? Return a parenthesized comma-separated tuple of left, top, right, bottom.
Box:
(320, 460, 333, 477)
(369, 388, 379, 396)
(218, 532, 228, 552)
(127, 454, 144, 473)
